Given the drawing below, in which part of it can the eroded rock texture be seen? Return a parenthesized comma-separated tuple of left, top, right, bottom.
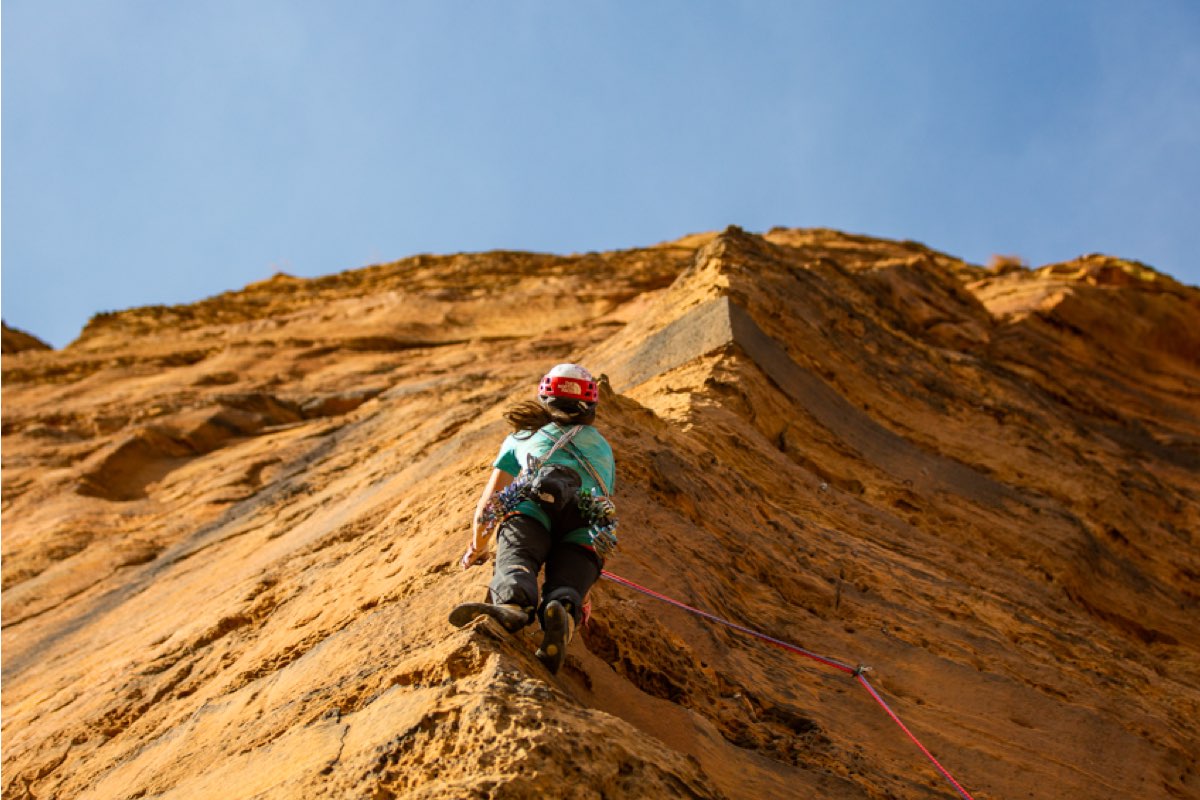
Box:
(3, 228, 1198, 799)
(1, 323, 51, 355)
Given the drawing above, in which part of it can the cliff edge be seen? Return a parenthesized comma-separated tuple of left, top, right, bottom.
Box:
(3, 228, 1198, 799)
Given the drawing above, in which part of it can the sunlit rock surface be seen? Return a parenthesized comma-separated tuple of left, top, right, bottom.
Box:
(3, 227, 1198, 799)
(1, 323, 51, 355)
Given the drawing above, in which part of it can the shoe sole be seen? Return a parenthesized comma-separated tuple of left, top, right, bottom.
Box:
(536, 601, 570, 674)
(448, 603, 525, 632)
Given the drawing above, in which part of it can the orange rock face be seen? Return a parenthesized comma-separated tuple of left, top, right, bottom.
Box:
(3, 228, 1198, 799)
(1, 323, 51, 355)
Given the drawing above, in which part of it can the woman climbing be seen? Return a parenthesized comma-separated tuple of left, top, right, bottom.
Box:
(450, 363, 618, 674)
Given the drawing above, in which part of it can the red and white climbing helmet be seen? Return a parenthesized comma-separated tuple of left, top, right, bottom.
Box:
(538, 363, 599, 404)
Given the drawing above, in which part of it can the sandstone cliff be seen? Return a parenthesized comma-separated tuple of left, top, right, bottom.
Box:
(1, 323, 52, 356)
(3, 227, 1198, 799)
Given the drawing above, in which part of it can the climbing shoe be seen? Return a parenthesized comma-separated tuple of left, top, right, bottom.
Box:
(536, 600, 575, 675)
(448, 602, 530, 633)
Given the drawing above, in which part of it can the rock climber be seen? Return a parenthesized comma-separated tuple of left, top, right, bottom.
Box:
(450, 363, 618, 674)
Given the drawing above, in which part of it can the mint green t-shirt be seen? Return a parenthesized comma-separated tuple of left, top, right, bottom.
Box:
(493, 423, 616, 542)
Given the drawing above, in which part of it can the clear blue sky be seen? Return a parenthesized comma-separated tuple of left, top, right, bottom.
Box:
(4, 1, 1199, 348)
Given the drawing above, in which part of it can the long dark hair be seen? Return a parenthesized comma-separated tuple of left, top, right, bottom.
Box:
(504, 398, 596, 432)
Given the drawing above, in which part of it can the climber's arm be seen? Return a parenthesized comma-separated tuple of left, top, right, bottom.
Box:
(462, 468, 514, 568)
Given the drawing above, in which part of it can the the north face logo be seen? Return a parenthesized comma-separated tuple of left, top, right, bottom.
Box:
(559, 381, 582, 395)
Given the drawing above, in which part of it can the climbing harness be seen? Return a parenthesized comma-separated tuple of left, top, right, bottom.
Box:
(599, 570, 977, 800)
(478, 425, 619, 559)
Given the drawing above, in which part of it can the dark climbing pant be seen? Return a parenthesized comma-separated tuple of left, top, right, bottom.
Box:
(488, 513, 600, 626)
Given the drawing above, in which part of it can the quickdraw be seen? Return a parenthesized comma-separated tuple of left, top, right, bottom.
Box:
(576, 487, 619, 559)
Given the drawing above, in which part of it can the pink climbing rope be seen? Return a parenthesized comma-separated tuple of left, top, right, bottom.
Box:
(856, 672, 977, 800)
(600, 570, 858, 675)
(600, 569, 977, 800)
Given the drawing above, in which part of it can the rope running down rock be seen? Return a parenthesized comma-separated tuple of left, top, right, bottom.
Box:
(599, 570, 977, 800)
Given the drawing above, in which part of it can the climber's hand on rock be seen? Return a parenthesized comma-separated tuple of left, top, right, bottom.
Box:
(460, 543, 486, 570)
